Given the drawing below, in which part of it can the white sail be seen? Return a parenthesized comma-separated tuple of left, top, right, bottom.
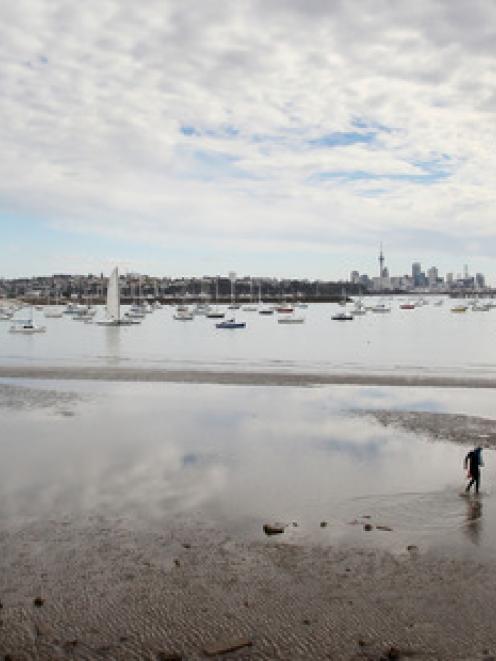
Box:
(106, 267, 120, 321)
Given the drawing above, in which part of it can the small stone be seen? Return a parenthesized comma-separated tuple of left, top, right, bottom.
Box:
(203, 638, 252, 657)
(263, 523, 285, 535)
(384, 645, 401, 660)
(362, 515, 371, 519)
(33, 597, 44, 607)
(174, 559, 181, 567)
(358, 639, 367, 647)
(320, 521, 328, 528)
(156, 653, 183, 661)
(182, 543, 191, 549)
(302, 618, 311, 625)
(292, 521, 298, 527)
(0, 599, 3, 609)
(376, 525, 393, 532)
(363, 523, 373, 531)
(407, 545, 418, 552)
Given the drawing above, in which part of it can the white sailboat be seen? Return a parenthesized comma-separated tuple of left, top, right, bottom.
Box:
(9, 307, 46, 334)
(97, 267, 136, 326)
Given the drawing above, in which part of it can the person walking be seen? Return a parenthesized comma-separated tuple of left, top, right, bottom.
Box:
(464, 446, 484, 495)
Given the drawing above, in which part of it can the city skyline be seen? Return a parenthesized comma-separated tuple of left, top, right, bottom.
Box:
(2, 2, 496, 279)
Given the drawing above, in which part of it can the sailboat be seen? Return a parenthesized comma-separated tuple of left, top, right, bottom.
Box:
(206, 278, 225, 318)
(242, 278, 258, 311)
(9, 307, 46, 333)
(332, 288, 353, 320)
(228, 277, 240, 310)
(258, 280, 274, 315)
(97, 267, 136, 326)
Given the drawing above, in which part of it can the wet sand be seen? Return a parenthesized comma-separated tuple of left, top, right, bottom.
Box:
(1, 516, 496, 660)
(1, 379, 496, 659)
(2, 364, 496, 388)
(356, 409, 496, 448)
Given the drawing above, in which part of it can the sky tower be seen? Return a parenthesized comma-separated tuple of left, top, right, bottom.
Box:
(379, 243, 385, 288)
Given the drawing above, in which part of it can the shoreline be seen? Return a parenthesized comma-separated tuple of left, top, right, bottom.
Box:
(1, 516, 496, 660)
(1, 364, 496, 388)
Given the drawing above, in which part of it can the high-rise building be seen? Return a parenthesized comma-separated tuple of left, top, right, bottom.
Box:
(476, 273, 485, 289)
(412, 262, 421, 286)
(427, 266, 439, 287)
(350, 271, 360, 284)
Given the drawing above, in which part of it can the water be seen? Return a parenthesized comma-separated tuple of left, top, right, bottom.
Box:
(1, 379, 495, 558)
(1, 298, 496, 376)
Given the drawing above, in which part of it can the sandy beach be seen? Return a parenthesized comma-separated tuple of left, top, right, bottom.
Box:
(1, 377, 496, 660)
(2, 365, 496, 389)
(1, 515, 496, 660)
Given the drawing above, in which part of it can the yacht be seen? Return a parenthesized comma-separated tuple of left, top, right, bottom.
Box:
(9, 308, 46, 334)
(216, 318, 246, 329)
(174, 308, 194, 320)
(97, 267, 136, 326)
(278, 314, 305, 324)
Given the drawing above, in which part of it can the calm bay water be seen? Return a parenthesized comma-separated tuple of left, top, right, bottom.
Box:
(1, 379, 495, 557)
(0, 297, 495, 376)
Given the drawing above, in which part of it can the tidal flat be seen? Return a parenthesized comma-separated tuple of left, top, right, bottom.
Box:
(1, 379, 496, 660)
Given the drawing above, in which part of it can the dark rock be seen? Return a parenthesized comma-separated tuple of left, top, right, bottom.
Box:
(383, 646, 401, 660)
(376, 525, 393, 532)
(320, 521, 328, 528)
(181, 543, 191, 549)
(174, 559, 181, 567)
(33, 597, 44, 607)
(302, 618, 311, 625)
(362, 515, 372, 519)
(363, 523, 373, 531)
(0, 599, 3, 608)
(292, 521, 298, 527)
(407, 545, 418, 552)
(263, 523, 285, 535)
(203, 638, 252, 656)
(156, 653, 183, 661)
(358, 639, 367, 647)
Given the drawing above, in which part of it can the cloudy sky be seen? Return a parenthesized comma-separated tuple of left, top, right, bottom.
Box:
(1, 0, 496, 281)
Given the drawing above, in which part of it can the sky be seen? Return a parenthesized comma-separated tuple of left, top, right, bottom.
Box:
(1, 0, 496, 281)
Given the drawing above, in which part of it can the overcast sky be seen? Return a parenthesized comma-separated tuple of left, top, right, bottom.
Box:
(1, 1, 496, 281)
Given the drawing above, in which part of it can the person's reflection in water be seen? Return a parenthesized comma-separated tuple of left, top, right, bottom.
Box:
(464, 497, 483, 545)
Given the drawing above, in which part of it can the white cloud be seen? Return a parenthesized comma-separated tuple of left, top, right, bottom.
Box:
(1, 0, 496, 278)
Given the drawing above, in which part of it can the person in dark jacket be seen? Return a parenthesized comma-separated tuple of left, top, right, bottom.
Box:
(464, 446, 484, 494)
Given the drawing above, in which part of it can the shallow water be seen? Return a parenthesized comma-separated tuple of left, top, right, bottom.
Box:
(2, 298, 496, 377)
(1, 379, 495, 558)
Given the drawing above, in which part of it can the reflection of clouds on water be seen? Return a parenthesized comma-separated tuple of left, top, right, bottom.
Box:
(2, 380, 496, 555)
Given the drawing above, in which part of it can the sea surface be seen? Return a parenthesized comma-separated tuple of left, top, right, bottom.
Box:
(1, 297, 495, 376)
(1, 379, 495, 558)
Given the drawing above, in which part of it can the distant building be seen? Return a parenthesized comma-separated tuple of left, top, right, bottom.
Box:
(427, 266, 439, 288)
(350, 270, 360, 284)
(412, 262, 421, 286)
(476, 273, 485, 289)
